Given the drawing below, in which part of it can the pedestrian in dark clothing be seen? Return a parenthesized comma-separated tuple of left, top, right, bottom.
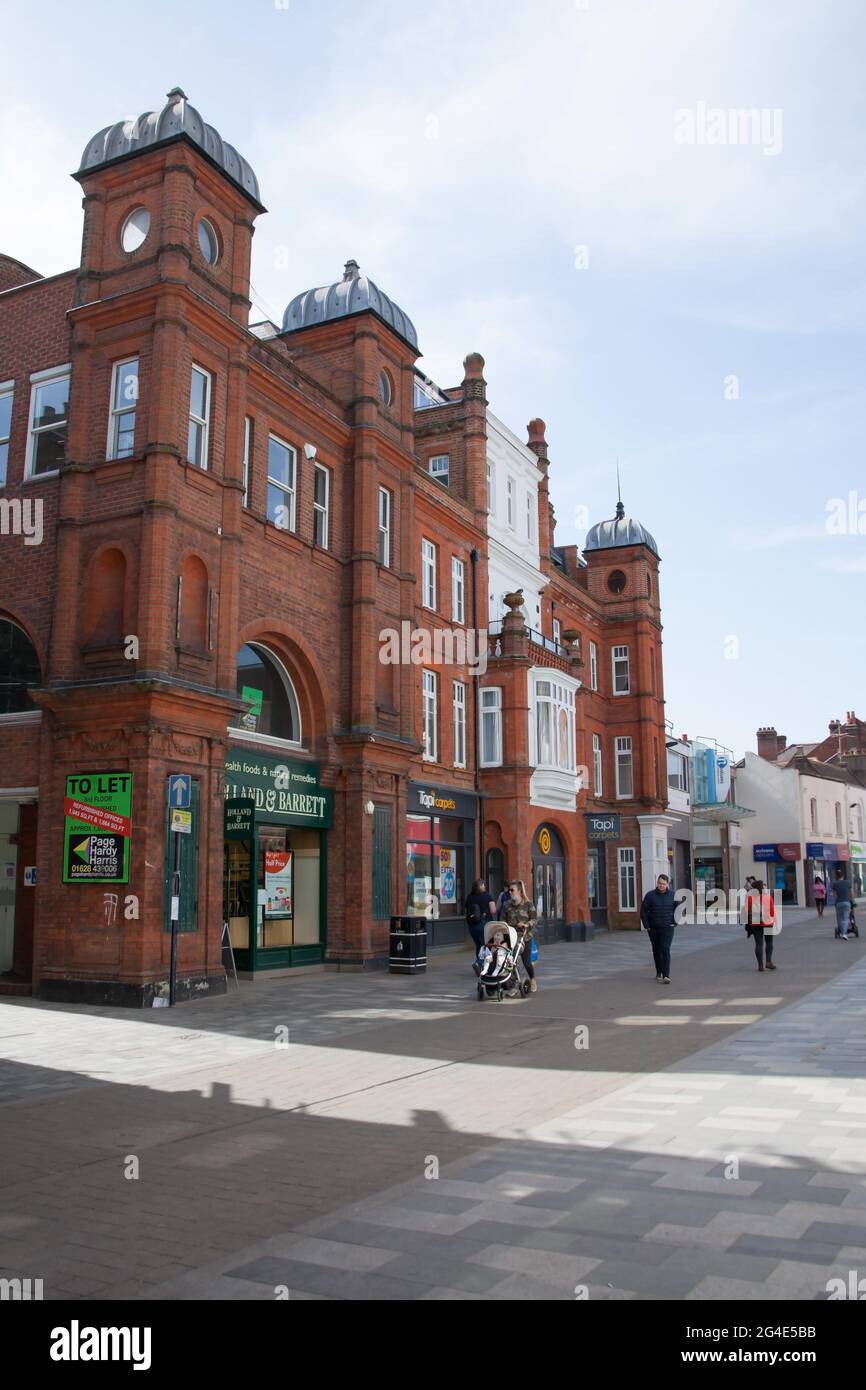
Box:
(464, 879, 496, 959)
(831, 868, 852, 940)
(640, 873, 676, 983)
(745, 879, 777, 970)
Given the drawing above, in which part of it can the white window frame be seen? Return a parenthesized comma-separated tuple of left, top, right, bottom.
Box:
(25, 363, 71, 479)
(429, 453, 449, 486)
(810, 797, 818, 834)
(615, 735, 634, 799)
(106, 358, 139, 461)
(486, 460, 494, 514)
(313, 463, 330, 549)
(552, 617, 561, 647)
(589, 640, 598, 691)
(422, 538, 437, 611)
(835, 801, 843, 837)
(531, 676, 576, 773)
(612, 644, 630, 695)
(480, 687, 503, 767)
(451, 556, 465, 624)
(526, 492, 534, 541)
(187, 364, 211, 470)
(422, 669, 438, 762)
(506, 475, 515, 529)
(267, 433, 297, 532)
(593, 733, 603, 796)
(242, 416, 252, 508)
(618, 847, 637, 912)
(378, 486, 391, 567)
(452, 681, 466, 769)
(0, 380, 13, 487)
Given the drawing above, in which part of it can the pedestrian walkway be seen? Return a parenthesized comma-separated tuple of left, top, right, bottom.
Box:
(0, 908, 863, 1300)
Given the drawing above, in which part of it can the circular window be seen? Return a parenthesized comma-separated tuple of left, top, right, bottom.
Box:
(379, 369, 393, 406)
(607, 569, 627, 594)
(197, 218, 220, 267)
(121, 207, 150, 253)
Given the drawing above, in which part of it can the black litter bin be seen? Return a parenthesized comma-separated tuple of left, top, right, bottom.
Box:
(389, 915, 427, 974)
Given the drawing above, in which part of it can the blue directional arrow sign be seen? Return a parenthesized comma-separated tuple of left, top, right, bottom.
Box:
(168, 774, 191, 809)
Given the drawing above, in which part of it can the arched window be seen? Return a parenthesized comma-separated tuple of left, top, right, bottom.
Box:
(0, 619, 41, 713)
(485, 848, 505, 900)
(233, 643, 301, 742)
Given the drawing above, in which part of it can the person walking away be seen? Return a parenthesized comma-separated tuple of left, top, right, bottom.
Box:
(813, 875, 826, 918)
(745, 879, 777, 970)
(501, 880, 539, 992)
(639, 873, 677, 983)
(464, 878, 496, 965)
(831, 867, 852, 940)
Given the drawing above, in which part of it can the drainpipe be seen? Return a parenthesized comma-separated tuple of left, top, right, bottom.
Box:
(470, 547, 483, 880)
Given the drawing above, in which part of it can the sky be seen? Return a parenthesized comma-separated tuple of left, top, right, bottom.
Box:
(1, 0, 864, 758)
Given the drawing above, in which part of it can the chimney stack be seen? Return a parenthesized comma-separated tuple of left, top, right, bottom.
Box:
(527, 419, 552, 558)
(757, 726, 779, 761)
(776, 734, 787, 754)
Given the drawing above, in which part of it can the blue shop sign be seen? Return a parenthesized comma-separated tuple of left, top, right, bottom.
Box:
(753, 844, 777, 861)
(586, 813, 621, 841)
(805, 842, 824, 859)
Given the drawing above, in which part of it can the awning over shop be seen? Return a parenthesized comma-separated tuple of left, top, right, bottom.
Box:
(692, 803, 756, 825)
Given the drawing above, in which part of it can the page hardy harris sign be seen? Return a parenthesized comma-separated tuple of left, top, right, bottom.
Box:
(63, 772, 132, 884)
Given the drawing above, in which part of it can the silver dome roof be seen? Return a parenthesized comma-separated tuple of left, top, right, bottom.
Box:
(282, 260, 418, 348)
(584, 502, 659, 557)
(77, 88, 262, 206)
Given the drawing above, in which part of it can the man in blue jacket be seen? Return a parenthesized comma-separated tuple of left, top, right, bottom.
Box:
(640, 873, 676, 983)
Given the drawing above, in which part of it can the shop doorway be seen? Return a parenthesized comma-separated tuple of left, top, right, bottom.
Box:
(485, 848, 505, 901)
(532, 824, 565, 939)
(588, 845, 608, 927)
(0, 803, 18, 974)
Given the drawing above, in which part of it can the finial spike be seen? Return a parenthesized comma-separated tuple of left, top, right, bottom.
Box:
(615, 459, 625, 520)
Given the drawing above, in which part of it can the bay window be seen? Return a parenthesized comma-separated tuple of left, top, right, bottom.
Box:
(532, 677, 576, 772)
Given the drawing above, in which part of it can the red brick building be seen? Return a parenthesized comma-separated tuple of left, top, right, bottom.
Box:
(0, 90, 669, 1004)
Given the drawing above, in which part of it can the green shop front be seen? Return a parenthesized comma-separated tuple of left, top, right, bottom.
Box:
(223, 747, 333, 973)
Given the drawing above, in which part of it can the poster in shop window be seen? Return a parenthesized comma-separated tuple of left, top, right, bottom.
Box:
(438, 848, 457, 906)
(63, 772, 132, 884)
(264, 850, 293, 917)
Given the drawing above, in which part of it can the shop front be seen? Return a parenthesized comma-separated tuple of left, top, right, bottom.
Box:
(753, 842, 800, 905)
(805, 842, 852, 904)
(223, 746, 333, 974)
(585, 813, 618, 927)
(851, 844, 866, 899)
(405, 782, 478, 949)
(531, 823, 566, 942)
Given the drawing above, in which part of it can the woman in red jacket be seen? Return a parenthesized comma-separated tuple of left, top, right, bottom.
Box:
(746, 879, 778, 971)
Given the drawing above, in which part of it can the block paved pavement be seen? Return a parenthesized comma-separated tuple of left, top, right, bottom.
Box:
(0, 908, 864, 1300)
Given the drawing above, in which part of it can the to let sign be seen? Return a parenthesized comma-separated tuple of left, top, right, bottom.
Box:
(63, 772, 132, 884)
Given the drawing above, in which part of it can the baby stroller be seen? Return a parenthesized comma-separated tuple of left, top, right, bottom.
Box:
(475, 922, 532, 1002)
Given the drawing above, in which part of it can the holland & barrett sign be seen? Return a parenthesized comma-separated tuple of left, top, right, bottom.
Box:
(225, 748, 334, 828)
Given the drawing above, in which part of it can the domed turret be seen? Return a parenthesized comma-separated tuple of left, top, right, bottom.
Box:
(77, 87, 262, 206)
(584, 501, 659, 558)
(282, 259, 418, 348)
